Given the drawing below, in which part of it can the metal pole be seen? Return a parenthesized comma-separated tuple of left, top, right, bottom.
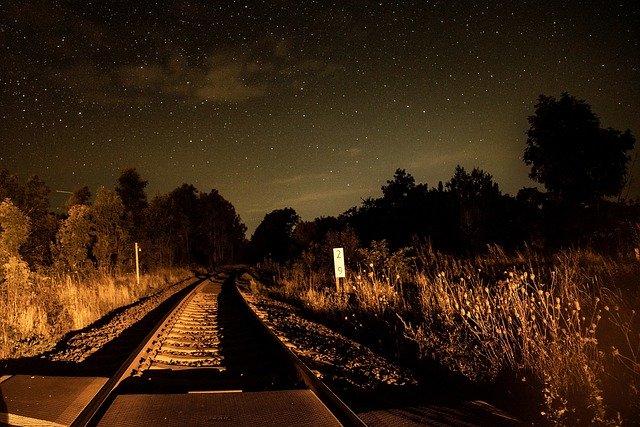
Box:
(135, 242, 140, 285)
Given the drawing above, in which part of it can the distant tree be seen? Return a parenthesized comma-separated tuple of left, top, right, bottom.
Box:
(164, 184, 199, 265)
(53, 204, 94, 275)
(382, 168, 416, 205)
(446, 165, 508, 249)
(295, 220, 358, 277)
(0, 199, 31, 292)
(293, 216, 343, 249)
(524, 92, 636, 204)
(65, 186, 92, 211)
(250, 208, 299, 263)
(0, 199, 31, 262)
(196, 189, 247, 265)
(0, 169, 25, 206)
(143, 194, 173, 268)
(0, 171, 56, 266)
(323, 227, 359, 271)
(22, 175, 57, 266)
(116, 168, 148, 241)
(92, 187, 130, 274)
(446, 165, 501, 200)
(116, 168, 148, 213)
(344, 169, 434, 250)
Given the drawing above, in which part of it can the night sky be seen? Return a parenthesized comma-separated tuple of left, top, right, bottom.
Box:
(1, 1, 639, 234)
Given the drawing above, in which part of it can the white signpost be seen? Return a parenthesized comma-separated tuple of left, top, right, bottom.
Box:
(135, 242, 141, 285)
(333, 247, 345, 292)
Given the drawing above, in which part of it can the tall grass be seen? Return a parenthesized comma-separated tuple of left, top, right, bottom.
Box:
(0, 268, 190, 359)
(266, 244, 640, 424)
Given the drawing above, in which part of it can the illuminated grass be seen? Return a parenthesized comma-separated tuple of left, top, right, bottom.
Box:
(0, 268, 190, 359)
(268, 245, 640, 424)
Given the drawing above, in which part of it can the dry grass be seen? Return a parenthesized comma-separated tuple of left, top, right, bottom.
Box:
(268, 244, 640, 425)
(0, 268, 191, 359)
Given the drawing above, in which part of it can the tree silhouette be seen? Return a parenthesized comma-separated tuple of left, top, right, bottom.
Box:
(381, 168, 416, 205)
(116, 168, 148, 241)
(446, 165, 500, 200)
(445, 165, 507, 250)
(0, 199, 30, 262)
(53, 204, 94, 275)
(92, 187, 130, 274)
(195, 189, 247, 266)
(250, 208, 299, 263)
(524, 93, 636, 204)
(0, 170, 57, 266)
(65, 186, 92, 211)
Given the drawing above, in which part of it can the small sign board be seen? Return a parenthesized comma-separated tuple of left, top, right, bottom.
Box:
(333, 248, 346, 278)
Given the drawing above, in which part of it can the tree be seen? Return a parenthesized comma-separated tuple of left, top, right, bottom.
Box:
(0, 169, 25, 207)
(22, 175, 57, 266)
(65, 186, 92, 211)
(446, 166, 508, 249)
(116, 168, 148, 241)
(0, 199, 31, 292)
(164, 184, 199, 265)
(144, 194, 174, 269)
(381, 168, 416, 205)
(524, 93, 636, 204)
(0, 170, 57, 266)
(53, 204, 94, 275)
(196, 189, 247, 266)
(0, 199, 31, 262)
(92, 187, 130, 274)
(446, 165, 501, 200)
(250, 208, 299, 262)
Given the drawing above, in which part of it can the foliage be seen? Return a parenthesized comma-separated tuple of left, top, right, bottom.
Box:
(92, 187, 130, 274)
(0, 268, 191, 359)
(142, 185, 246, 268)
(0, 198, 31, 261)
(250, 207, 300, 262)
(195, 189, 247, 266)
(65, 185, 91, 211)
(53, 204, 94, 275)
(381, 168, 416, 204)
(524, 92, 636, 204)
(0, 170, 57, 266)
(116, 167, 148, 241)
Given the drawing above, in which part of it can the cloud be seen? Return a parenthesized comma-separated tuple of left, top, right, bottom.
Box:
(196, 54, 271, 102)
(281, 187, 364, 206)
(244, 186, 365, 215)
(345, 147, 362, 157)
(3, 1, 340, 106)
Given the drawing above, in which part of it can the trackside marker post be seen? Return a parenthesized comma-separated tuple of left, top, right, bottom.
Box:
(135, 242, 140, 285)
(333, 247, 345, 292)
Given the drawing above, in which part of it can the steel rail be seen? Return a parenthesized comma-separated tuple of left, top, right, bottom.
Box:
(70, 269, 366, 426)
(233, 271, 368, 427)
(69, 276, 205, 426)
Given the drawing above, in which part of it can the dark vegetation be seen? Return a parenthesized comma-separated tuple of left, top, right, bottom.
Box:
(252, 93, 639, 262)
(1, 168, 247, 275)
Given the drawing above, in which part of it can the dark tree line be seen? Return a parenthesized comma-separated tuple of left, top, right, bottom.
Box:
(0, 167, 247, 276)
(249, 93, 638, 263)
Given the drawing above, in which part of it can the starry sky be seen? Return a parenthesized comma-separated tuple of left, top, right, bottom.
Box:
(1, 1, 639, 234)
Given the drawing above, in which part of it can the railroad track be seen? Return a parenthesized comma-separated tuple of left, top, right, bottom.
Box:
(70, 269, 366, 426)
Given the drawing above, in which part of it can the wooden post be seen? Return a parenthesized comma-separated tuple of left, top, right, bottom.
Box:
(135, 242, 140, 285)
